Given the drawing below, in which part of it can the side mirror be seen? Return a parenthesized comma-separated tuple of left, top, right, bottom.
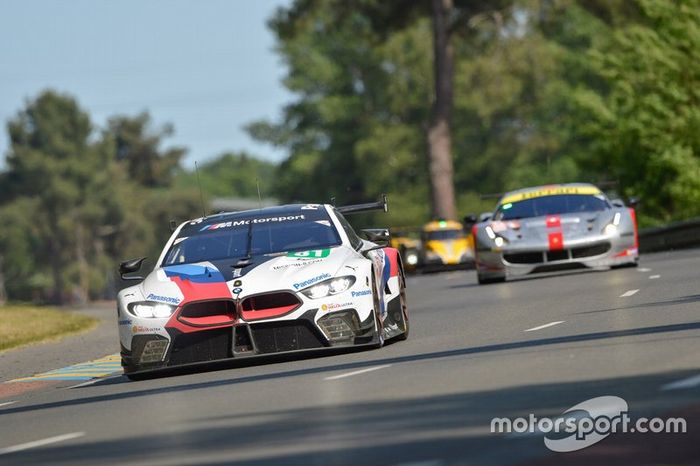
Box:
(611, 199, 625, 208)
(479, 212, 492, 222)
(119, 257, 147, 281)
(463, 213, 478, 229)
(627, 196, 639, 209)
(361, 228, 390, 246)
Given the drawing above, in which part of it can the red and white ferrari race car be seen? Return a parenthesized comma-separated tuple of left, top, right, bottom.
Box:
(472, 183, 639, 284)
(117, 197, 408, 379)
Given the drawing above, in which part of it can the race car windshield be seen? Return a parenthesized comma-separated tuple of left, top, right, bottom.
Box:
(493, 194, 610, 220)
(163, 215, 341, 265)
(425, 229, 466, 240)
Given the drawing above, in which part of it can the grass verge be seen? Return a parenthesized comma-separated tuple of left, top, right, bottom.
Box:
(0, 305, 98, 352)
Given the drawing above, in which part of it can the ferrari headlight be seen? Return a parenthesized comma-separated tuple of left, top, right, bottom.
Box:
(301, 276, 356, 299)
(494, 237, 505, 247)
(603, 212, 622, 235)
(604, 223, 618, 235)
(127, 302, 176, 319)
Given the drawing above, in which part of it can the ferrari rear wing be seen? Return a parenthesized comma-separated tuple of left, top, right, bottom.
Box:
(336, 194, 388, 215)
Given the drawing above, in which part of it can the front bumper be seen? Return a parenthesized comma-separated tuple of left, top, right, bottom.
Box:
(120, 308, 377, 374)
(476, 235, 638, 278)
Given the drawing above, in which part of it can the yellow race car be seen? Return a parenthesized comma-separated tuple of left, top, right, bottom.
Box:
(419, 220, 475, 270)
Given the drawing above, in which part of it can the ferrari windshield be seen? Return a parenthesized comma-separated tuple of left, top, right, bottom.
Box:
(493, 194, 610, 220)
(163, 212, 341, 265)
(425, 229, 466, 240)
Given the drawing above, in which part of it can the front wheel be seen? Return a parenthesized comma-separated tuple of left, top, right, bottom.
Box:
(395, 271, 409, 341)
(477, 272, 506, 285)
(371, 273, 384, 348)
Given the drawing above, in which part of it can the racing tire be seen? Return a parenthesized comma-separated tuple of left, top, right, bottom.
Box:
(394, 271, 410, 341)
(371, 273, 385, 348)
(611, 260, 639, 269)
(477, 273, 506, 285)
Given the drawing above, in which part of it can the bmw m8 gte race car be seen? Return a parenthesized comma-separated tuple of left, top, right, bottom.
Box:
(472, 183, 639, 284)
(116, 197, 408, 379)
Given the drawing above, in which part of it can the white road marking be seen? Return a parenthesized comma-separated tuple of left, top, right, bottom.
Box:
(524, 321, 564, 332)
(661, 374, 700, 391)
(638, 267, 651, 272)
(0, 432, 85, 456)
(324, 365, 391, 380)
(620, 289, 639, 297)
(0, 401, 17, 408)
(649, 275, 660, 279)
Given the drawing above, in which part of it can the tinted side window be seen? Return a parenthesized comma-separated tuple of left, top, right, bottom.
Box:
(335, 212, 363, 249)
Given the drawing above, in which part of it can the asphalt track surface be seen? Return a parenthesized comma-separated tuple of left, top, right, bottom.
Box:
(1, 248, 699, 465)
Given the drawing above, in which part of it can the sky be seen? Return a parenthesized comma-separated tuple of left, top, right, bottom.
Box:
(0, 0, 293, 167)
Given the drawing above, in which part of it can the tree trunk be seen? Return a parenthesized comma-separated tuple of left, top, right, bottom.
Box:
(428, 0, 458, 220)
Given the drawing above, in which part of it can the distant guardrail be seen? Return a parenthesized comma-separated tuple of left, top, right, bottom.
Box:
(639, 218, 700, 253)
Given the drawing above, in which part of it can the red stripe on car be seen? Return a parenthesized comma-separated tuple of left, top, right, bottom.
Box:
(548, 232, 564, 251)
(546, 215, 561, 228)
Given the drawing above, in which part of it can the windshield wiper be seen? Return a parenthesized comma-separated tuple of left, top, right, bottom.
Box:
(233, 220, 254, 267)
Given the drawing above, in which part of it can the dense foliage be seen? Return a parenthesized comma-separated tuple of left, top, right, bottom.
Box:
(1, 0, 698, 303)
(251, 0, 700, 226)
(0, 92, 274, 303)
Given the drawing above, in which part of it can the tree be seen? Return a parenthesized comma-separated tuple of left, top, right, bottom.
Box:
(106, 112, 185, 188)
(570, 0, 700, 223)
(4, 91, 125, 302)
(174, 152, 276, 200)
(428, 0, 457, 220)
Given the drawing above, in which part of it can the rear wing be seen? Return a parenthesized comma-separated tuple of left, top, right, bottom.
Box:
(336, 194, 388, 215)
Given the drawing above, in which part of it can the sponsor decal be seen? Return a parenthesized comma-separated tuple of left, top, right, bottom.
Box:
(321, 302, 353, 311)
(200, 215, 306, 232)
(287, 249, 331, 259)
(500, 186, 602, 204)
(146, 293, 180, 305)
(232, 287, 242, 295)
(293, 273, 332, 290)
(315, 220, 331, 227)
(545, 215, 564, 251)
(351, 289, 372, 298)
(118, 319, 132, 326)
(271, 258, 324, 270)
(233, 268, 242, 278)
(301, 204, 319, 210)
(132, 325, 160, 334)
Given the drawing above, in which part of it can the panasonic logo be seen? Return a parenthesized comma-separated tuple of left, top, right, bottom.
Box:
(146, 293, 180, 305)
(293, 273, 331, 290)
(351, 290, 372, 297)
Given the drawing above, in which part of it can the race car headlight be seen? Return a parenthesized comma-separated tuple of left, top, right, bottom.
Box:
(127, 302, 176, 319)
(302, 276, 356, 299)
(494, 237, 506, 248)
(406, 252, 418, 265)
(603, 223, 618, 235)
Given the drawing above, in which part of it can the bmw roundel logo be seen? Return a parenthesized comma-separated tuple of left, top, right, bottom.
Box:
(232, 287, 242, 294)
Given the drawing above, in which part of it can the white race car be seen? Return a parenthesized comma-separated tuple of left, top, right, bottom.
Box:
(117, 197, 408, 379)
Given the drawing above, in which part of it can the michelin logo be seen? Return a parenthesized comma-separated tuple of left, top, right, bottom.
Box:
(293, 273, 331, 290)
(147, 293, 180, 305)
(351, 289, 372, 297)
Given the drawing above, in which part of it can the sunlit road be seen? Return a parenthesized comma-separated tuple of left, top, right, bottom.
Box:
(1, 249, 699, 465)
